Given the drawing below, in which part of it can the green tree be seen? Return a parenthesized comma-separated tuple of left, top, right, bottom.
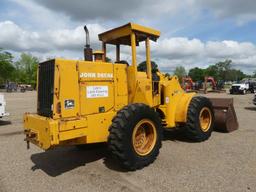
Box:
(15, 53, 39, 85)
(0, 49, 15, 84)
(203, 60, 233, 81)
(137, 61, 158, 73)
(205, 65, 219, 80)
(215, 59, 232, 80)
(188, 67, 205, 81)
(173, 66, 187, 82)
(226, 69, 246, 81)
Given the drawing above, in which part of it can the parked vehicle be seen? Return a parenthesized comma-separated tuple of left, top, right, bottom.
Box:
(229, 83, 249, 94)
(230, 79, 256, 94)
(229, 80, 256, 94)
(0, 94, 9, 118)
(19, 84, 34, 92)
(6, 82, 18, 92)
(248, 82, 256, 93)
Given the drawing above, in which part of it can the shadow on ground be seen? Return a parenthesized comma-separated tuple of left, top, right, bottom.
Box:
(163, 129, 196, 142)
(31, 143, 108, 177)
(30, 127, 230, 175)
(0, 120, 11, 126)
(30, 130, 196, 175)
(244, 107, 256, 111)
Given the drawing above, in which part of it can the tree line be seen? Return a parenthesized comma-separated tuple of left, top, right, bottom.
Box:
(0, 49, 38, 86)
(174, 60, 256, 82)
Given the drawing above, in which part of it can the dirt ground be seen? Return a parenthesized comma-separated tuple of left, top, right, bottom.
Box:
(0, 91, 255, 192)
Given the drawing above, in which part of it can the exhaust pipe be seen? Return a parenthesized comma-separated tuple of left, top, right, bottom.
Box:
(83, 25, 93, 61)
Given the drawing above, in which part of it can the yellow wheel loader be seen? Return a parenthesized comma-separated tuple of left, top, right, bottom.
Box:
(24, 23, 238, 170)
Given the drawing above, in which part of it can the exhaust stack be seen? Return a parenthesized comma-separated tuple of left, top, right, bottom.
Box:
(83, 25, 93, 61)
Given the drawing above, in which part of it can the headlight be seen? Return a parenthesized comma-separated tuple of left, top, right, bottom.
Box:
(239, 87, 244, 90)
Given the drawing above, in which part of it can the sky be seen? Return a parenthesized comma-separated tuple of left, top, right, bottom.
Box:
(0, 0, 256, 74)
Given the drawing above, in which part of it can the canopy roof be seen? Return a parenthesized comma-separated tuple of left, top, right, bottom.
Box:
(98, 23, 160, 46)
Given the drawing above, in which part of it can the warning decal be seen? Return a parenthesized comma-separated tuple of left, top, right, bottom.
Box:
(86, 86, 108, 98)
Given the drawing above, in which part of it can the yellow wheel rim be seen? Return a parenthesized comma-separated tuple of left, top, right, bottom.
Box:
(199, 107, 212, 132)
(132, 119, 157, 156)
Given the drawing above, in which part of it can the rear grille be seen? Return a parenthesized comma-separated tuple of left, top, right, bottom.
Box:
(37, 60, 55, 117)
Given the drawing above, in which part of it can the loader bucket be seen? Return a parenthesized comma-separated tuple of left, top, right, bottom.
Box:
(209, 98, 239, 132)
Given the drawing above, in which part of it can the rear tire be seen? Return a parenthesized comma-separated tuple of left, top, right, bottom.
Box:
(184, 96, 214, 142)
(108, 103, 163, 170)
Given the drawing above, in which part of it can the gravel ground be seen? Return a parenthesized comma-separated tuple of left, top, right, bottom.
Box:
(0, 91, 255, 192)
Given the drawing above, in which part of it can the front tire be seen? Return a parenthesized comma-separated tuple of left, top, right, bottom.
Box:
(184, 96, 214, 142)
(108, 103, 163, 170)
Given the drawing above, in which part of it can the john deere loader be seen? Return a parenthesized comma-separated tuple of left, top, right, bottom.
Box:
(24, 23, 238, 170)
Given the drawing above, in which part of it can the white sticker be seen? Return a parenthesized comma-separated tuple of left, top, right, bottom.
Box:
(86, 86, 108, 98)
(165, 97, 169, 104)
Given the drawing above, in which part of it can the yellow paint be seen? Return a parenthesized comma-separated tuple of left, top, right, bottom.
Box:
(24, 114, 59, 149)
(56, 59, 80, 118)
(199, 107, 212, 132)
(161, 76, 195, 127)
(132, 119, 157, 156)
(146, 37, 152, 80)
(98, 23, 160, 45)
(131, 32, 137, 67)
(59, 118, 88, 132)
(93, 50, 104, 54)
(93, 50, 104, 62)
(24, 23, 197, 150)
